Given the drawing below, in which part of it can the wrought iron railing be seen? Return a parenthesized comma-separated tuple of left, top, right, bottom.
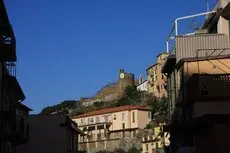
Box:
(5, 61, 16, 77)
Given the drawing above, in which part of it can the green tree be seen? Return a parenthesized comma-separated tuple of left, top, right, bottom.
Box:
(93, 101, 104, 108)
(40, 100, 78, 115)
(116, 86, 143, 106)
(127, 147, 141, 153)
(151, 98, 169, 120)
(40, 106, 55, 114)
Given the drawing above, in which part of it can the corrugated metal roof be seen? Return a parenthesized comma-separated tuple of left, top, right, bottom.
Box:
(176, 34, 230, 62)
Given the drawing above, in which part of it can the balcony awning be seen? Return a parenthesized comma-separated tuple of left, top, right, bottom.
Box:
(162, 54, 176, 74)
(17, 103, 32, 111)
(5, 74, 25, 102)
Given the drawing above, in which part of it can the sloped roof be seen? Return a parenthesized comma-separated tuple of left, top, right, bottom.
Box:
(72, 105, 151, 119)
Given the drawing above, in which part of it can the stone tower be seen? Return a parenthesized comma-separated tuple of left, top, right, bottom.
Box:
(118, 69, 134, 93)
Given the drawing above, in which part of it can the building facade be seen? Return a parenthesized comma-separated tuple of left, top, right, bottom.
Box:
(137, 76, 148, 92)
(0, 1, 29, 153)
(16, 114, 82, 153)
(141, 123, 170, 153)
(72, 105, 152, 153)
(80, 69, 135, 106)
(146, 53, 168, 98)
(162, 1, 230, 153)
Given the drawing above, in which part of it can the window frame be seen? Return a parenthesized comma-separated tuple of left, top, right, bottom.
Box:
(132, 111, 135, 123)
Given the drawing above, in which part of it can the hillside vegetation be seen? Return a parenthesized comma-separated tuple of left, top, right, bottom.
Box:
(40, 86, 168, 121)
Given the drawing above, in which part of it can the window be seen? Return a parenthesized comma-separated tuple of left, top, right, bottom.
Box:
(148, 112, 151, 119)
(122, 113, 125, 122)
(132, 112, 135, 123)
(104, 116, 108, 122)
(122, 123, 125, 129)
(90, 118, 94, 124)
(87, 118, 90, 124)
(96, 116, 100, 123)
(146, 144, 149, 151)
(114, 114, 116, 120)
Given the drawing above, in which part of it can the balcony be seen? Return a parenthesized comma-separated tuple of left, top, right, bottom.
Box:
(81, 122, 112, 131)
(179, 74, 230, 106)
(176, 34, 230, 63)
(0, 25, 16, 61)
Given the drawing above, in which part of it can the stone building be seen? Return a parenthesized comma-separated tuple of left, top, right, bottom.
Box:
(146, 53, 168, 98)
(72, 105, 152, 153)
(80, 69, 134, 106)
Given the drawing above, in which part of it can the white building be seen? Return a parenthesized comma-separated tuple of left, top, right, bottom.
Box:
(137, 80, 148, 91)
(137, 75, 148, 91)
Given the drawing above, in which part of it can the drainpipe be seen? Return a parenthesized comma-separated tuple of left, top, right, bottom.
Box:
(166, 41, 169, 53)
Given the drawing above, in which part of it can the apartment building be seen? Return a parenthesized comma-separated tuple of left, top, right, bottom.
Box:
(146, 53, 168, 98)
(16, 114, 82, 153)
(0, 0, 29, 153)
(72, 105, 152, 153)
(141, 123, 170, 153)
(162, 1, 230, 153)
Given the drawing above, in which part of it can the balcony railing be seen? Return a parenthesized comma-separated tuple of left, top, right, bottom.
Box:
(0, 25, 16, 61)
(179, 74, 230, 106)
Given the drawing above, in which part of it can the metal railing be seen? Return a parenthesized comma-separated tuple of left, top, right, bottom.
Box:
(166, 10, 216, 53)
(181, 74, 230, 104)
(165, 0, 230, 53)
(5, 61, 16, 77)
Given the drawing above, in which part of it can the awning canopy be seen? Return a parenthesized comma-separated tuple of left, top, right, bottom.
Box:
(5, 74, 25, 102)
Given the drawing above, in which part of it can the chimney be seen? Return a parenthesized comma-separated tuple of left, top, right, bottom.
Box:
(139, 74, 143, 84)
(195, 29, 208, 34)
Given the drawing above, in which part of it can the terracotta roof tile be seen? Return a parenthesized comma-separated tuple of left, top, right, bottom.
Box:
(71, 105, 151, 119)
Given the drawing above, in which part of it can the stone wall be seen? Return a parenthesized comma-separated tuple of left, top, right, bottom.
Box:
(83, 138, 141, 153)
(80, 69, 135, 106)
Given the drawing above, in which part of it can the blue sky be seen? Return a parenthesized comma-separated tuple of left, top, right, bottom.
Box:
(5, 0, 207, 113)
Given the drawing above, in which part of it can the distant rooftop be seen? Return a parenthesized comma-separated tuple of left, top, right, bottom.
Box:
(72, 105, 151, 119)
